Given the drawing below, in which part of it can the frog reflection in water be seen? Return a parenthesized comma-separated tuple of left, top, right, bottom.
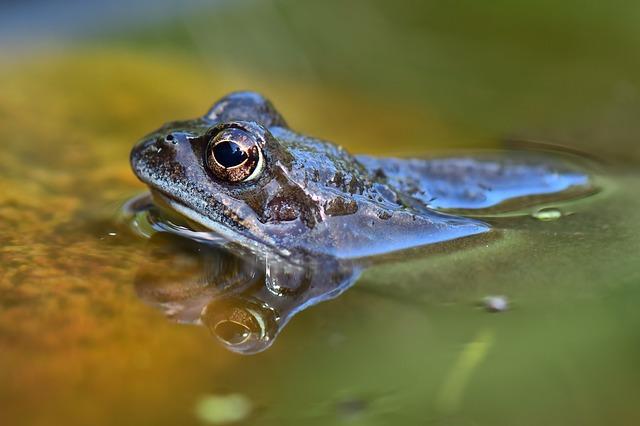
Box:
(133, 232, 359, 354)
(127, 92, 595, 353)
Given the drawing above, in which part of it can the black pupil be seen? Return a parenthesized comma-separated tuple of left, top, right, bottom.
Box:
(213, 141, 248, 168)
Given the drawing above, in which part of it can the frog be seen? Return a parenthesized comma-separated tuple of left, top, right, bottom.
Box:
(127, 92, 597, 353)
(130, 91, 595, 260)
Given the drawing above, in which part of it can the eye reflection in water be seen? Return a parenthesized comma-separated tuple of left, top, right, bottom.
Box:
(133, 231, 360, 354)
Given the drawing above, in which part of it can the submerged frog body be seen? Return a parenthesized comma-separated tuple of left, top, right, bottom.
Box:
(130, 92, 594, 260)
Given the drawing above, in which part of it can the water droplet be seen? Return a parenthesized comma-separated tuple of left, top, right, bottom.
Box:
(532, 207, 563, 221)
(194, 394, 252, 424)
(483, 295, 508, 312)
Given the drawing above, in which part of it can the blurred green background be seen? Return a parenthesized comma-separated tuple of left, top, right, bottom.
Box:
(1, 1, 640, 425)
(4, 0, 640, 159)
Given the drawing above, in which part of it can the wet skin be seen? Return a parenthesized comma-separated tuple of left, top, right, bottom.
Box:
(130, 92, 594, 260)
(128, 92, 596, 353)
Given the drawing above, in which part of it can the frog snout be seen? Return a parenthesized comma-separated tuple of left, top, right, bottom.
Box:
(130, 133, 183, 183)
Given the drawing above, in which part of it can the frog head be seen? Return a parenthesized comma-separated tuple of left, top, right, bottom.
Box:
(131, 92, 488, 259)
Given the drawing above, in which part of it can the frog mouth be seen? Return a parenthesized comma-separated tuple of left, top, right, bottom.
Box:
(149, 190, 284, 257)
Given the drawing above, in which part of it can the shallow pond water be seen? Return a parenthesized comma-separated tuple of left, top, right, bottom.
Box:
(3, 3, 640, 421)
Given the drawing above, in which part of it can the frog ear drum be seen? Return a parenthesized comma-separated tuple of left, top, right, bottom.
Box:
(205, 126, 265, 183)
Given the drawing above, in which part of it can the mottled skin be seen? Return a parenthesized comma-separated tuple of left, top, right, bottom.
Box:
(130, 92, 592, 260)
(129, 92, 595, 354)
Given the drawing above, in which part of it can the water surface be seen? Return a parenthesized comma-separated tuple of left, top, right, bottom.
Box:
(2, 3, 640, 424)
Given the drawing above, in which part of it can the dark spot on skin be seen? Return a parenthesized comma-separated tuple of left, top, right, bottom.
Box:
(265, 196, 300, 222)
(242, 190, 268, 220)
(332, 172, 345, 187)
(377, 210, 392, 220)
(324, 197, 358, 216)
(373, 168, 386, 179)
(268, 174, 322, 228)
(348, 177, 364, 195)
(241, 172, 321, 227)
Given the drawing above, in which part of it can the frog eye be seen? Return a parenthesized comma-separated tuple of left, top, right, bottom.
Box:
(205, 127, 264, 183)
